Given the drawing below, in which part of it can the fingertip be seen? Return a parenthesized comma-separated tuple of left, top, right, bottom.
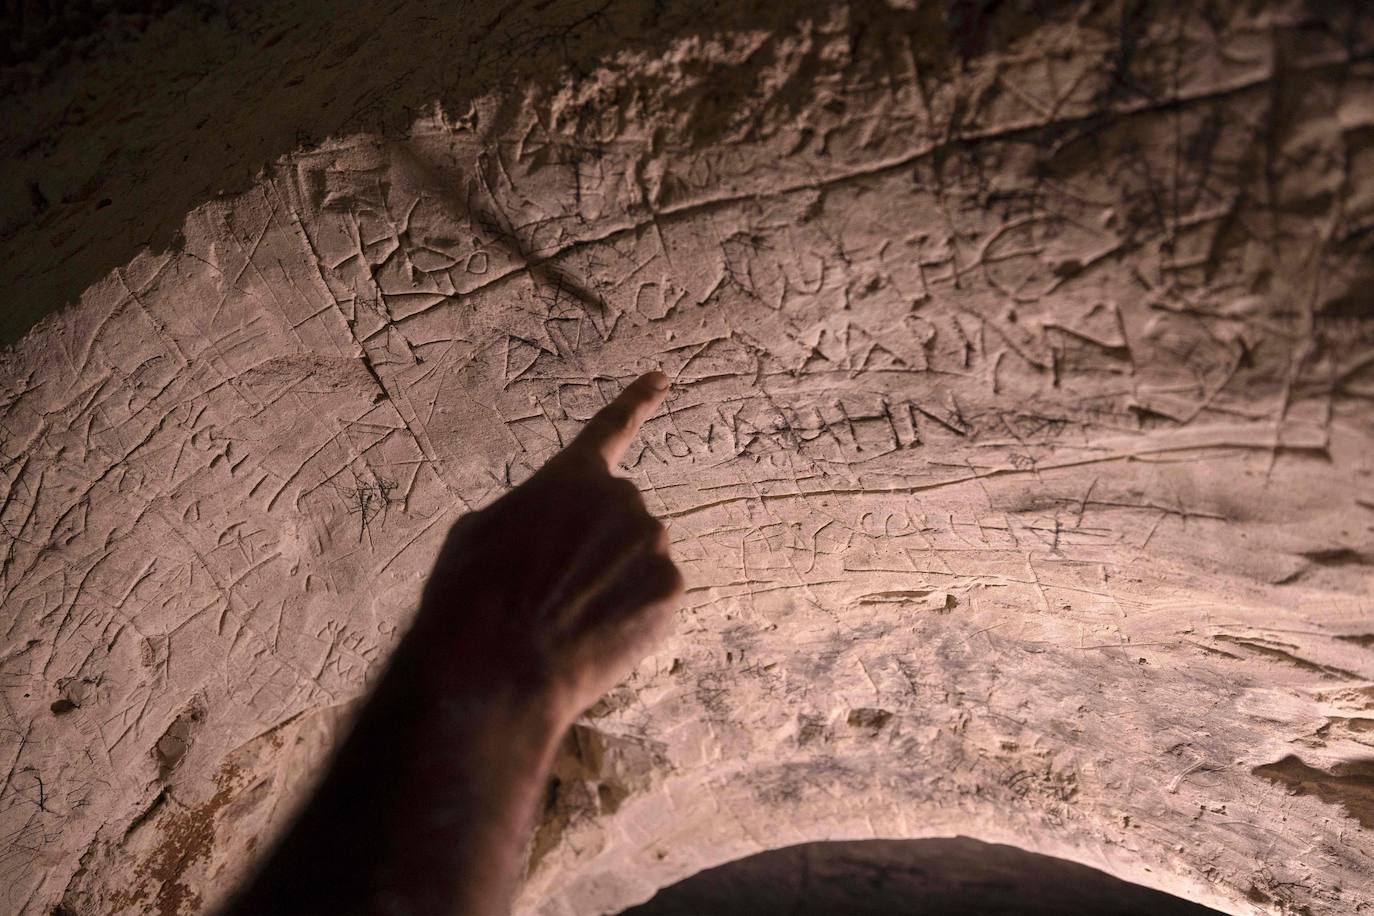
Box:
(629, 370, 670, 420)
(625, 371, 670, 413)
(662, 559, 686, 604)
(562, 371, 671, 470)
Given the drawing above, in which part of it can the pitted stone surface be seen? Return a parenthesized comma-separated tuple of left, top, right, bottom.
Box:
(1, 2, 1372, 914)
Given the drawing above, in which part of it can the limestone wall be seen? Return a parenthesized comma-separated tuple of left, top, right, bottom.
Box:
(1, 2, 1371, 914)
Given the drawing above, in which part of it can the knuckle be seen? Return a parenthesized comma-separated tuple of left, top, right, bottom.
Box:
(648, 555, 684, 599)
(608, 476, 652, 512)
(597, 402, 634, 431)
(648, 519, 670, 551)
(620, 512, 660, 551)
(437, 509, 484, 553)
(640, 512, 666, 538)
(636, 512, 668, 550)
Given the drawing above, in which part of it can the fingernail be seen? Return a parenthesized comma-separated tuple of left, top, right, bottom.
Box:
(643, 370, 670, 391)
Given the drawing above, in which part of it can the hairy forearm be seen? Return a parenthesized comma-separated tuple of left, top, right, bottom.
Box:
(224, 619, 567, 916)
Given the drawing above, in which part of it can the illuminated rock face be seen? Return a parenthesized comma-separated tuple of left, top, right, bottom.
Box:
(1, 2, 1372, 915)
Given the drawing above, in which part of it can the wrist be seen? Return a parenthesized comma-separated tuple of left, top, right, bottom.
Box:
(382, 623, 574, 741)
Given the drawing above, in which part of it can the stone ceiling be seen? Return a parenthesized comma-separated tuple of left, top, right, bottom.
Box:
(1, 2, 1372, 914)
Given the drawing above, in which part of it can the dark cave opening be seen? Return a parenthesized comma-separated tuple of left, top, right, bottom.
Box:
(619, 837, 1222, 916)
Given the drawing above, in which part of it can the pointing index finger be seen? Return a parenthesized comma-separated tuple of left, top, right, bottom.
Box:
(568, 371, 670, 469)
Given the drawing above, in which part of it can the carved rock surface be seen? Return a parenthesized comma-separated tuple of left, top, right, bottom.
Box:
(1, 2, 1372, 915)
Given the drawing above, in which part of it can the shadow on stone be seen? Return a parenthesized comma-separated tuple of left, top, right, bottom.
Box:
(619, 837, 1221, 916)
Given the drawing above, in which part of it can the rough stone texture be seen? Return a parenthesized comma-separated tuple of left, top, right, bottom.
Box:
(1, 1, 1372, 915)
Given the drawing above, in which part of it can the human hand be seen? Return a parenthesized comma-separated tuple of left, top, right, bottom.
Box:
(412, 370, 683, 725)
(222, 374, 680, 916)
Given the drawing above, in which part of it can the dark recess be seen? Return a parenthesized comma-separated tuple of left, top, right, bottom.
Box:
(620, 837, 1222, 916)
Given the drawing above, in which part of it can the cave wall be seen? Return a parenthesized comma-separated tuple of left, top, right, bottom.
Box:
(1, 2, 1372, 915)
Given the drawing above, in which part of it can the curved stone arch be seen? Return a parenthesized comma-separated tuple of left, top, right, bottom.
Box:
(531, 795, 1246, 916)
(616, 836, 1228, 915)
(1, 3, 1371, 915)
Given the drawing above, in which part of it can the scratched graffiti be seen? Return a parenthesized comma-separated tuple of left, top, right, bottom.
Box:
(1, 1, 1372, 915)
